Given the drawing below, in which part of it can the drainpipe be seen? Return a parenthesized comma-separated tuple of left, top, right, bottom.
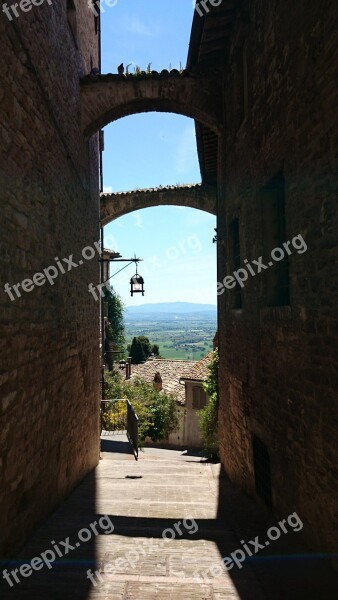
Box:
(98, 6, 103, 194)
(100, 225, 105, 399)
(98, 4, 104, 396)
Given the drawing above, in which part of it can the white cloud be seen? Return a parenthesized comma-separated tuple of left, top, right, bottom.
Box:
(133, 212, 144, 228)
(103, 186, 113, 193)
(123, 16, 154, 37)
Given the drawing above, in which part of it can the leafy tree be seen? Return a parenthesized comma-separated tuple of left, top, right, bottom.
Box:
(103, 287, 126, 365)
(101, 399, 127, 432)
(103, 372, 178, 444)
(138, 336, 151, 356)
(127, 337, 162, 363)
(130, 337, 146, 364)
(104, 287, 125, 347)
(198, 349, 219, 458)
(129, 336, 153, 363)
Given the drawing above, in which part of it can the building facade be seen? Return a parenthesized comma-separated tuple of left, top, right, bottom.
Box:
(180, 352, 213, 447)
(188, 0, 338, 554)
(0, 2, 101, 557)
(130, 357, 197, 447)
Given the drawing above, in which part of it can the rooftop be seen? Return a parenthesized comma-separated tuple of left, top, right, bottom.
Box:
(187, 0, 239, 185)
(129, 358, 197, 404)
(179, 351, 214, 382)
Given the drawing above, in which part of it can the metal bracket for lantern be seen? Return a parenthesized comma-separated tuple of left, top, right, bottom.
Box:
(99, 255, 144, 294)
(98, 243, 144, 398)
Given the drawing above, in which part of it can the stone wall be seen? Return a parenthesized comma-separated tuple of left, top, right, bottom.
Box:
(217, 0, 338, 553)
(0, 2, 101, 557)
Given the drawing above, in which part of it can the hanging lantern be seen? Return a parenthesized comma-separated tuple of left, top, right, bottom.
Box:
(130, 264, 144, 296)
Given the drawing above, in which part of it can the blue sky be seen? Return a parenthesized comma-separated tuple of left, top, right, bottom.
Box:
(101, 0, 217, 306)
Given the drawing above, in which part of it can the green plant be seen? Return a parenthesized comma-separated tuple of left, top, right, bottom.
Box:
(198, 349, 219, 457)
(104, 372, 179, 444)
(104, 286, 126, 360)
(129, 336, 161, 363)
(151, 344, 160, 356)
(101, 399, 127, 431)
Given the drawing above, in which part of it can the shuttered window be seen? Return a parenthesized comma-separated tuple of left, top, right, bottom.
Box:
(192, 386, 207, 410)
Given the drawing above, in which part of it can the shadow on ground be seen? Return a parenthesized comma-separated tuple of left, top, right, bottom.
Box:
(0, 470, 97, 600)
(100, 437, 133, 455)
(0, 438, 337, 599)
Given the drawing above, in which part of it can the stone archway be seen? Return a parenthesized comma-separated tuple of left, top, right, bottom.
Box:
(100, 183, 217, 225)
(80, 69, 222, 139)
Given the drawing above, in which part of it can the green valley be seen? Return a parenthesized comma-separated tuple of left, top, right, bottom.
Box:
(124, 303, 217, 360)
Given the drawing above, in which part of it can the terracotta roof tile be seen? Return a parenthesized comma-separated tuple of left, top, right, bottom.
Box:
(179, 351, 214, 382)
(100, 183, 203, 198)
(129, 358, 197, 404)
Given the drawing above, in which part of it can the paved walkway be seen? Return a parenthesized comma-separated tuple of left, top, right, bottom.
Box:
(1, 435, 337, 599)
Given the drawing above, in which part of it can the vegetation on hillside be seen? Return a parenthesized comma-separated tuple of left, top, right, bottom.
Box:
(125, 317, 216, 360)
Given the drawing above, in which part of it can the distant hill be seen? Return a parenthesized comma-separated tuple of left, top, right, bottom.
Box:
(126, 302, 217, 315)
(124, 303, 217, 358)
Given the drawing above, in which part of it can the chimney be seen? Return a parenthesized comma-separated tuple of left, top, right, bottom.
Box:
(153, 372, 162, 392)
(125, 357, 132, 380)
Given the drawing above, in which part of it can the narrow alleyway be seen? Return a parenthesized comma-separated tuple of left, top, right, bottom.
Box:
(1, 437, 336, 600)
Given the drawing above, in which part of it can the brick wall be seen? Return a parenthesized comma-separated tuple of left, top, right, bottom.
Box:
(0, 2, 101, 556)
(217, 0, 338, 553)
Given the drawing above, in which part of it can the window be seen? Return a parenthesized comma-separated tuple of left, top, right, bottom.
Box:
(252, 435, 272, 508)
(260, 172, 290, 306)
(230, 218, 242, 309)
(192, 386, 207, 410)
(67, 0, 78, 46)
